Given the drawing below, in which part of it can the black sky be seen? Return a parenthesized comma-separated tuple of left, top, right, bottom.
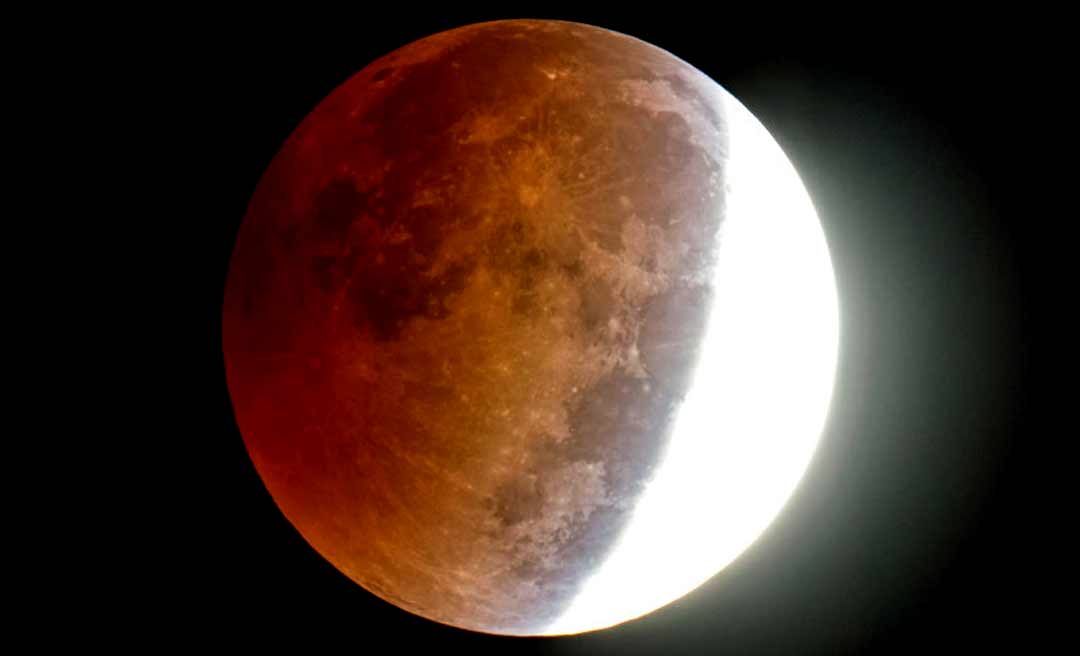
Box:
(137, 7, 1055, 653)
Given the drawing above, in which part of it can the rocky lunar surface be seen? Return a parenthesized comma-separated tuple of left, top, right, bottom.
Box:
(223, 19, 729, 634)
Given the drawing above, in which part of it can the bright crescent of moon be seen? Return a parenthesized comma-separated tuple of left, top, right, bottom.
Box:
(224, 21, 840, 636)
(547, 90, 839, 635)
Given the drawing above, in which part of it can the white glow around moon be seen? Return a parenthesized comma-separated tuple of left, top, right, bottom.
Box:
(545, 89, 840, 635)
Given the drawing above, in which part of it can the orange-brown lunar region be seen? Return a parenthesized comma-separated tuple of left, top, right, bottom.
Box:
(223, 20, 729, 635)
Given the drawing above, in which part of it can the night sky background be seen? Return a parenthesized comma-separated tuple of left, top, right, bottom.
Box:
(138, 7, 1056, 653)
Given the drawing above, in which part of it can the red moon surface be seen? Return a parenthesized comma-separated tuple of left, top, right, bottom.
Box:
(225, 20, 773, 635)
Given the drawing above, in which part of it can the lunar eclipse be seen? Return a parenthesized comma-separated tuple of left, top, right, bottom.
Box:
(223, 19, 837, 635)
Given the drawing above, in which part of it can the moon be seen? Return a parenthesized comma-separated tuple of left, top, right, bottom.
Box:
(223, 19, 838, 636)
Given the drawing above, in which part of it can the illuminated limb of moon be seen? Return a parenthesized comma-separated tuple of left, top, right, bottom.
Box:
(223, 19, 838, 636)
(547, 90, 838, 635)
